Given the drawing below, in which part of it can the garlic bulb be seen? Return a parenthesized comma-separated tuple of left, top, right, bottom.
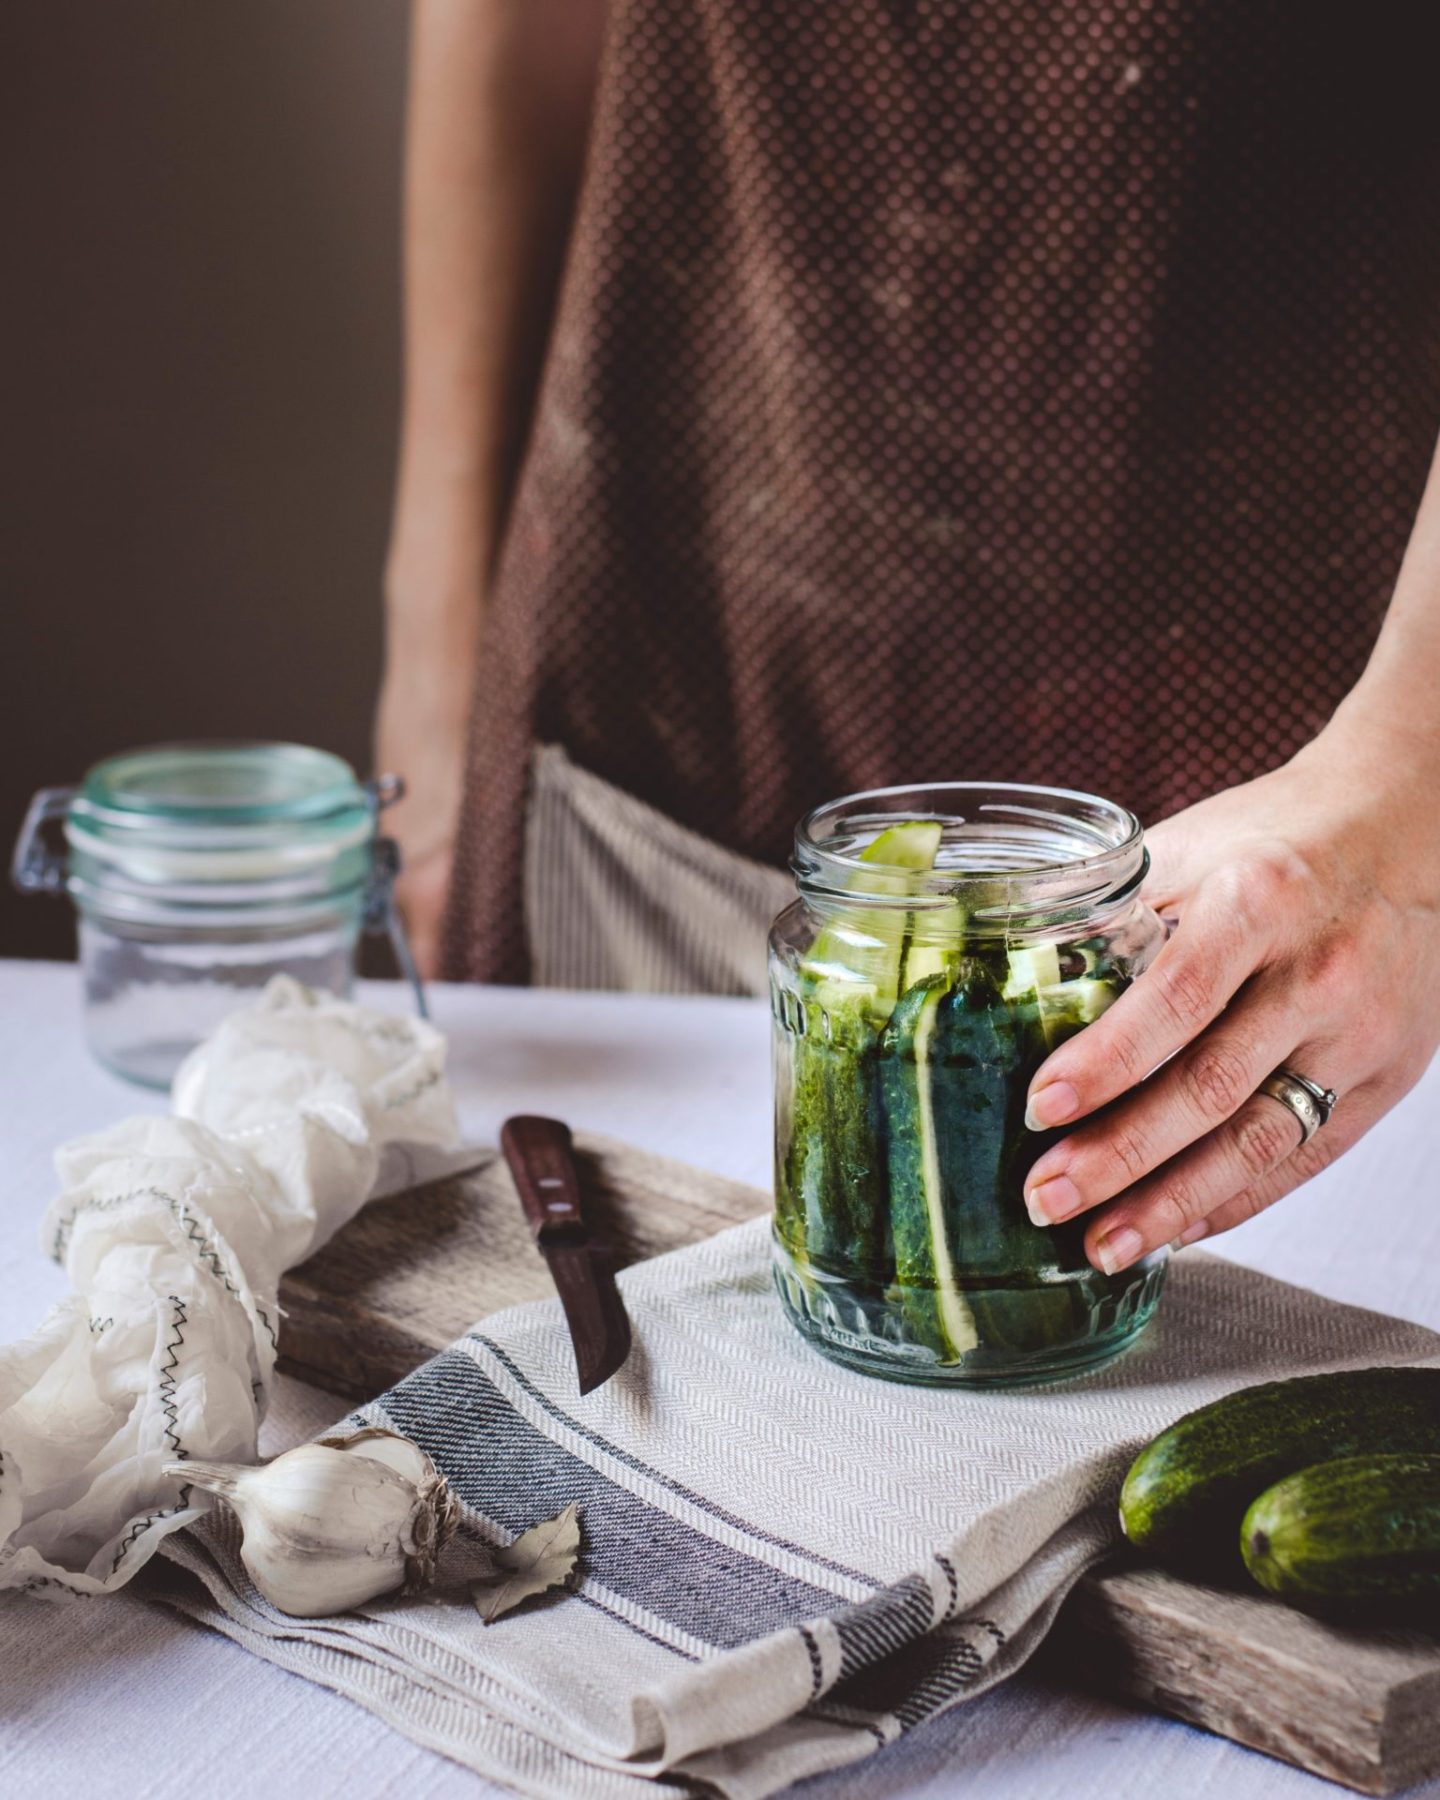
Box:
(164, 1428, 460, 1617)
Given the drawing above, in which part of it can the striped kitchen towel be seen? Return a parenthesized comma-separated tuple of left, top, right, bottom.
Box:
(153, 1218, 1440, 1800)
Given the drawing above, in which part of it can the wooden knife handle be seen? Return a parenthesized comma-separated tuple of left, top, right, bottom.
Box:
(500, 1115, 585, 1239)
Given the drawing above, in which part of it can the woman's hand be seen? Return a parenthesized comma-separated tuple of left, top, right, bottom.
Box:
(374, 621, 474, 982)
(1022, 712, 1440, 1274)
(375, 481, 483, 981)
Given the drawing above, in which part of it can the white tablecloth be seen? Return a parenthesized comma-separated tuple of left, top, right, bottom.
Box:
(1, 958, 1436, 1800)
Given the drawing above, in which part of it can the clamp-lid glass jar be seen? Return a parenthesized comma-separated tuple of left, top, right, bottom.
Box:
(12, 741, 424, 1088)
(769, 782, 1169, 1387)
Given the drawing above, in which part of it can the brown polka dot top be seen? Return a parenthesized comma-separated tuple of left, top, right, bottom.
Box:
(443, 0, 1440, 985)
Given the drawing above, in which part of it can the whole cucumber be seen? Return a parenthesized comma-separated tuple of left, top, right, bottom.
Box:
(1242, 1453, 1440, 1622)
(1120, 1366, 1440, 1573)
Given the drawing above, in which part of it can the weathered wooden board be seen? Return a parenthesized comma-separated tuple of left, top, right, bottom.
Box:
(278, 1137, 1440, 1797)
(277, 1133, 764, 1400)
(1044, 1562, 1440, 1796)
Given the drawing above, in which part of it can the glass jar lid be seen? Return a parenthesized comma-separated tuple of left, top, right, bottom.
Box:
(78, 741, 366, 828)
(65, 742, 377, 887)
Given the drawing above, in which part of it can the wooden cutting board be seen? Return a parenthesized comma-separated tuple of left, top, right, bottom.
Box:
(277, 1135, 1440, 1797)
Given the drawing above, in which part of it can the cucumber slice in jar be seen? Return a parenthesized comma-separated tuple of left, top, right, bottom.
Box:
(802, 820, 947, 1020)
(900, 895, 965, 992)
(1001, 943, 1063, 999)
(854, 819, 945, 870)
(1002, 941, 1121, 1050)
(929, 957, 1084, 1356)
(882, 975, 979, 1362)
(781, 977, 889, 1282)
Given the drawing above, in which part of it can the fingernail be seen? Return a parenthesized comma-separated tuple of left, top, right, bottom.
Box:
(1025, 1174, 1082, 1226)
(1094, 1225, 1143, 1276)
(1025, 1081, 1080, 1131)
(1178, 1219, 1210, 1247)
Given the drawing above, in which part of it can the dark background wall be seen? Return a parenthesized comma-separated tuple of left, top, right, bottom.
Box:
(2, 1, 408, 960)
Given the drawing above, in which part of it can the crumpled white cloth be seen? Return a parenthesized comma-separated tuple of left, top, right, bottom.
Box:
(0, 978, 461, 1596)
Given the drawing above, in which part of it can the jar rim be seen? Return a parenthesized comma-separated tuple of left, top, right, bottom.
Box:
(793, 781, 1147, 925)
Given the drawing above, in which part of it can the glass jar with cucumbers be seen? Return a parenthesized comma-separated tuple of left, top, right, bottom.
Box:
(769, 782, 1170, 1387)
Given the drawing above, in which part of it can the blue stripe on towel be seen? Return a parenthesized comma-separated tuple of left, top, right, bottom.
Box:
(373, 1349, 842, 1650)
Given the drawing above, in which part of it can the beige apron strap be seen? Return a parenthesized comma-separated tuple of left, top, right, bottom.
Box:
(523, 745, 794, 995)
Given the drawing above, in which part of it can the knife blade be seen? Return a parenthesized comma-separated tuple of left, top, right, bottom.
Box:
(500, 1115, 632, 1395)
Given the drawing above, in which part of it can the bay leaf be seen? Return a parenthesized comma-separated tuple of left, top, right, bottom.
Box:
(472, 1502, 581, 1624)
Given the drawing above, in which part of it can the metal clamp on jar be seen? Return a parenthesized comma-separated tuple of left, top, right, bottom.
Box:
(12, 741, 427, 1087)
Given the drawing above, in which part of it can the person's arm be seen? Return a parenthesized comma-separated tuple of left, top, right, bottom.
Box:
(1335, 438, 1440, 756)
(377, 0, 608, 977)
(1023, 433, 1440, 1272)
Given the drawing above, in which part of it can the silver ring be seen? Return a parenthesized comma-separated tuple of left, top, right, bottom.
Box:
(1282, 1068, 1338, 1127)
(1256, 1068, 1337, 1146)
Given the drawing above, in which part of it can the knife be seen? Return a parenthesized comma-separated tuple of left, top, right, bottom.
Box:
(500, 1115, 633, 1395)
